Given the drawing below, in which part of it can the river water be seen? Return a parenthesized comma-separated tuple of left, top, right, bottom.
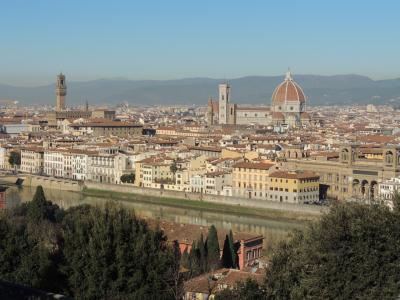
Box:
(3, 183, 307, 252)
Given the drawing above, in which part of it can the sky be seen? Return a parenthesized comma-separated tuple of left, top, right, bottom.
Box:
(0, 0, 400, 86)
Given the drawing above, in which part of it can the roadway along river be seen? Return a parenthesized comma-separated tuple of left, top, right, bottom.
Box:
(3, 183, 308, 252)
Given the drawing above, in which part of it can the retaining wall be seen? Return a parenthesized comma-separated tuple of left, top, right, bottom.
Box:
(84, 181, 326, 215)
(23, 175, 83, 192)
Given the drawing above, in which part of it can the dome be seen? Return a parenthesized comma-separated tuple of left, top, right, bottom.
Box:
(271, 71, 306, 104)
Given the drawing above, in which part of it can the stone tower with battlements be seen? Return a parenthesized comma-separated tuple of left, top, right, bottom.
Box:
(56, 73, 67, 111)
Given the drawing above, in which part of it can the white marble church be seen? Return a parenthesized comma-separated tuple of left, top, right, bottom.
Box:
(207, 70, 311, 128)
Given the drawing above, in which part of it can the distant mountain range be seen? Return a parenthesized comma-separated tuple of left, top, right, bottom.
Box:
(1, 74, 400, 106)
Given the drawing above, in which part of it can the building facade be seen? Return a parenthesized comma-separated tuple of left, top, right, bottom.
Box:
(268, 171, 320, 203)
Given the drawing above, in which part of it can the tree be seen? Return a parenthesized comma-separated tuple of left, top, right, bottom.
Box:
(165, 240, 184, 300)
(197, 233, 207, 272)
(61, 203, 179, 299)
(221, 235, 233, 268)
(181, 247, 190, 270)
(206, 225, 220, 270)
(8, 151, 21, 167)
(228, 230, 238, 269)
(188, 241, 201, 278)
(26, 186, 63, 223)
(215, 279, 265, 300)
(264, 202, 400, 299)
(120, 173, 135, 183)
(0, 193, 181, 299)
(170, 160, 178, 183)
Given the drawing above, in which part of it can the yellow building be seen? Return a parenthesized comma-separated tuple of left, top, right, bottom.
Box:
(268, 171, 319, 203)
(135, 156, 174, 187)
(232, 161, 276, 199)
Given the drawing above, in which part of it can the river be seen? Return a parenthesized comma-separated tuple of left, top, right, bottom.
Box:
(3, 183, 308, 252)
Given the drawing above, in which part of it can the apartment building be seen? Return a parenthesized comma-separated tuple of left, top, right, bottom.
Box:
(135, 156, 174, 188)
(20, 147, 44, 174)
(87, 153, 129, 184)
(268, 171, 320, 204)
(232, 161, 275, 199)
(189, 171, 231, 195)
(44, 150, 64, 178)
(379, 177, 400, 202)
(63, 150, 90, 181)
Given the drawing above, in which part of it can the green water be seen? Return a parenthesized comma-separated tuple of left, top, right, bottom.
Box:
(4, 184, 306, 251)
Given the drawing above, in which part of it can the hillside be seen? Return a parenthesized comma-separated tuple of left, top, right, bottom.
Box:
(1, 75, 400, 106)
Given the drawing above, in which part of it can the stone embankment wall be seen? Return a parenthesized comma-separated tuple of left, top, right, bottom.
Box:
(23, 175, 83, 192)
(85, 182, 326, 215)
(0, 173, 326, 214)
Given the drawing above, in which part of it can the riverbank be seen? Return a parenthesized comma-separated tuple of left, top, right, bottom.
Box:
(0, 173, 325, 222)
(83, 187, 321, 222)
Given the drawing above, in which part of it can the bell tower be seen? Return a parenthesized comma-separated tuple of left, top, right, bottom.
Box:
(56, 73, 67, 111)
(218, 83, 230, 124)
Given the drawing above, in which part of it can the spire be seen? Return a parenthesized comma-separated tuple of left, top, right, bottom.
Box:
(285, 68, 292, 81)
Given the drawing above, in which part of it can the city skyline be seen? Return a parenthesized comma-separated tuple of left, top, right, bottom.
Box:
(1, 1, 400, 86)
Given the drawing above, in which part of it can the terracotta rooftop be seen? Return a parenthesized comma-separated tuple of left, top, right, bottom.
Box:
(233, 161, 274, 170)
(269, 170, 319, 180)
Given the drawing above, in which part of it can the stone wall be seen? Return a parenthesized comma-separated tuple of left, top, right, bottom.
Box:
(23, 175, 83, 192)
(84, 181, 325, 215)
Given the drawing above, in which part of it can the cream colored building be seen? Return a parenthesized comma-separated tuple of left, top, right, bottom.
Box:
(232, 161, 276, 199)
(21, 147, 44, 175)
(44, 150, 64, 177)
(87, 153, 130, 184)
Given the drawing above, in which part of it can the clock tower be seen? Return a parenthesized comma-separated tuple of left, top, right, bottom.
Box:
(56, 73, 67, 111)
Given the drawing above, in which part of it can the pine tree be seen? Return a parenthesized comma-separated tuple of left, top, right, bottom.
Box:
(229, 230, 238, 269)
(221, 234, 233, 268)
(206, 225, 220, 270)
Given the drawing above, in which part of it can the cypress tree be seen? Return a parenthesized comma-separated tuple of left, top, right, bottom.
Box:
(181, 247, 190, 269)
(229, 230, 238, 269)
(197, 233, 207, 272)
(221, 234, 233, 268)
(188, 241, 200, 277)
(206, 225, 220, 270)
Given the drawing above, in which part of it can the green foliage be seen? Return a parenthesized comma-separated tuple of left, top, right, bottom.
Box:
(221, 235, 233, 268)
(264, 203, 400, 299)
(197, 233, 207, 273)
(215, 279, 265, 300)
(120, 173, 135, 183)
(0, 191, 182, 299)
(181, 247, 190, 270)
(207, 225, 220, 270)
(391, 190, 400, 212)
(229, 230, 238, 269)
(8, 151, 21, 166)
(26, 186, 63, 223)
(170, 160, 178, 175)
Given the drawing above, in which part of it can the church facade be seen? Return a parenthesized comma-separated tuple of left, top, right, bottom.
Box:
(207, 71, 311, 128)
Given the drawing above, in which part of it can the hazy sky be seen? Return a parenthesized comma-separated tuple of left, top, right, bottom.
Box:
(1, 0, 399, 86)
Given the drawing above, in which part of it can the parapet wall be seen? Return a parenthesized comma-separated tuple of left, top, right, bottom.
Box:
(23, 175, 83, 192)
